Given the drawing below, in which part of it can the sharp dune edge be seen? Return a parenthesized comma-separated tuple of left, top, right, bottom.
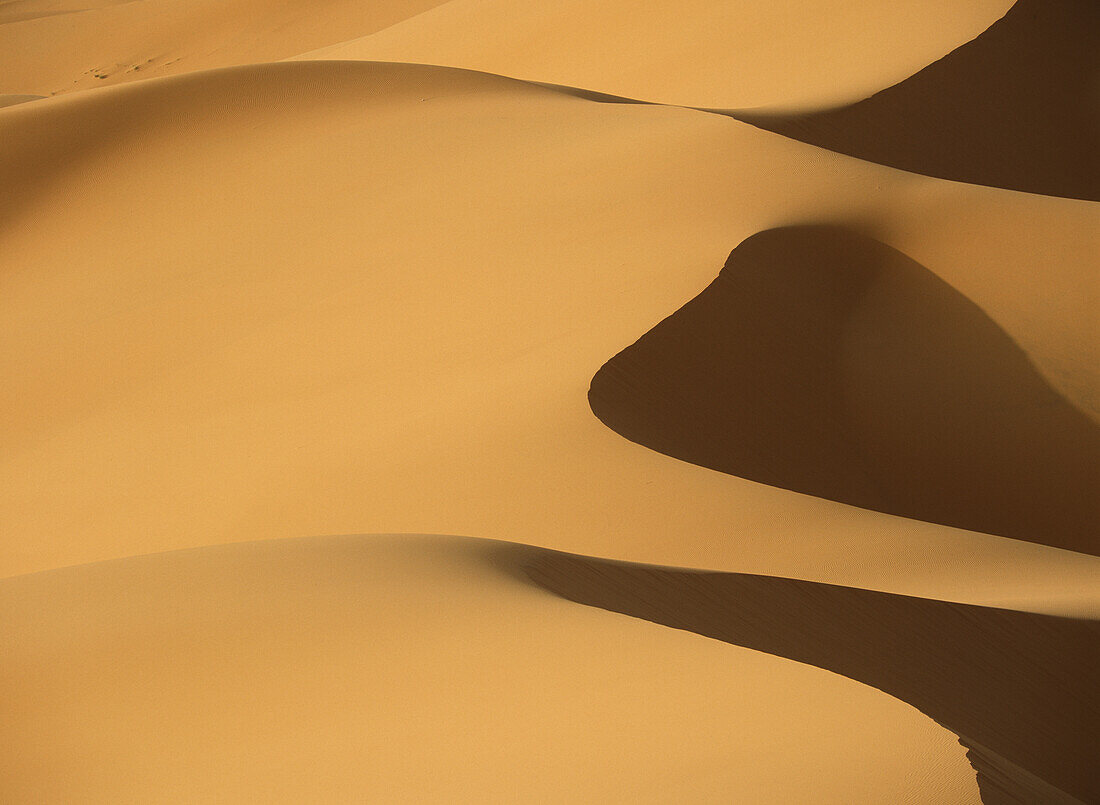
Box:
(523, 547, 1100, 804)
(4, 60, 1098, 608)
(1, 534, 981, 803)
(590, 225, 1100, 554)
(2, 1, 1098, 802)
(731, 0, 1100, 201)
(297, 0, 1014, 109)
(0, 0, 1009, 105)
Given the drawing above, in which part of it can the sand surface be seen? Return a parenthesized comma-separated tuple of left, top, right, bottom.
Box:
(300, 0, 1014, 110)
(0, 0, 449, 96)
(733, 0, 1100, 199)
(1, 1, 1096, 802)
(1, 534, 980, 803)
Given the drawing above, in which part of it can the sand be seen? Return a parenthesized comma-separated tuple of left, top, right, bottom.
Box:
(0, 534, 980, 803)
(0, 93, 43, 108)
(0, 0, 449, 96)
(299, 0, 1014, 110)
(527, 549, 1100, 804)
(1, 1, 1096, 802)
(590, 225, 1100, 553)
(733, 0, 1100, 200)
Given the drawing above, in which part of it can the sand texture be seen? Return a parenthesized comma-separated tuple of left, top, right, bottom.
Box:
(1, 1, 1097, 802)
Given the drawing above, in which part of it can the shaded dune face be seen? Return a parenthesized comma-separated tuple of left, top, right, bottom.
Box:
(522, 551, 1100, 804)
(589, 225, 1100, 554)
(732, 0, 1100, 200)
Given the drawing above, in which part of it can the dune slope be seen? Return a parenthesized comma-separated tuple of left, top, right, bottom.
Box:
(733, 0, 1100, 200)
(299, 0, 1013, 109)
(525, 550, 1100, 804)
(0, 0, 448, 97)
(2, 61, 1098, 618)
(0, 534, 980, 803)
(1, 4, 1097, 803)
(589, 225, 1100, 554)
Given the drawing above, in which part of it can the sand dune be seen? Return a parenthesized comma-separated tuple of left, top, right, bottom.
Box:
(590, 225, 1100, 554)
(299, 0, 1013, 110)
(2, 3, 1097, 801)
(733, 0, 1100, 200)
(2, 61, 1098, 619)
(0, 0, 446, 97)
(525, 549, 1099, 804)
(0, 534, 980, 803)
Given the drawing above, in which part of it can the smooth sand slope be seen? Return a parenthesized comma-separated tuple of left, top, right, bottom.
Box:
(2, 7, 1097, 802)
(590, 225, 1100, 554)
(299, 0, 1014, 110)
(0, 0, 447, 97)
(733, 0, 1100, 200)
(0, 534, 980, 803)
(2, 61, 1099, 616)
(526, 550, 1100, 804)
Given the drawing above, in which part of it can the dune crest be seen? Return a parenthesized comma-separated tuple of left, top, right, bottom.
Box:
(0, 533, 980, 803)
(2, 61, 1098, 619)
(589, 225, 1100, 554)
(299, 0, 1013, 110)
(523, 549, 1100, 804)
(732, 0, 1100, 200)
(1, 0, 1097, 800)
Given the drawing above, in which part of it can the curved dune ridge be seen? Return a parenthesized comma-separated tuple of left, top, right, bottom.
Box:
(3, 60, 1098, 601)
(523, 548, 1100, 805)
(2, 2, 1098, 803)
(731, 0, 1100, 200)
(590, 225, 1100, 555)
(0, 534, 981, 803)
(297, 0, 1013, 110)
(3, 60, 1099, 644)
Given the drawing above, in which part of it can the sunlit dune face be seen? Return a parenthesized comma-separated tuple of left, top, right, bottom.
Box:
(0, 535, 979, 803)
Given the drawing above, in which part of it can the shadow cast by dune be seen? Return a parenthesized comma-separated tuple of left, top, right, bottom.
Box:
(589, 225, 1100, 554)
(728, 0, 1100, 201)
(521, 550, 1100, 804)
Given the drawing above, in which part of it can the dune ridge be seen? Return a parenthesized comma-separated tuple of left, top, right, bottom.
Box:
(731, 0, 1100, 200)
(298, 0, 1014, 111)
(2, 3, 1097, 800)
(296, 0, 1099, 201)
(589, 225, 1100, 554)
(7, 531, 1089, 801)
(3, 59, 1098, 621)
(522, 549, 1100, 804)
(0, 533, 981, 803)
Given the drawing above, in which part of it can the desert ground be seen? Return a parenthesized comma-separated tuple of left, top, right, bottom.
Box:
(1, 1, 1097, 802)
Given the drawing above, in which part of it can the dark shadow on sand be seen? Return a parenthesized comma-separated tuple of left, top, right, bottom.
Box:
(521, 550, 1100, 804)
(589, 225, 1100, 554)
(728, 0, 1100, 201)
